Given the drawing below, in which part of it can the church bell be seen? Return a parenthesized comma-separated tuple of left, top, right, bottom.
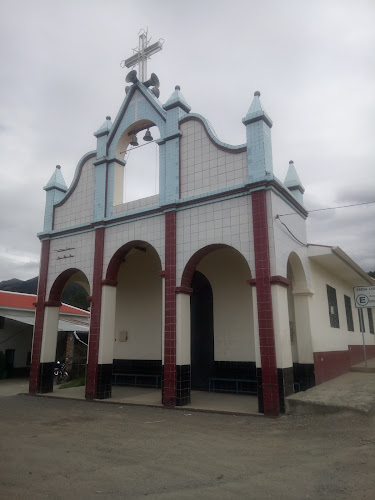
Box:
(130, 134, 139, 147)
(143, 128, 153, 142)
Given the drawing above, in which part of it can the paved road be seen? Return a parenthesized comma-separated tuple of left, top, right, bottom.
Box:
(0, 395, 374, 499)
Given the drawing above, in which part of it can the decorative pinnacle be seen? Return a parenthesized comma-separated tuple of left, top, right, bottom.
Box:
(254, 91, 261, 96)
(289, 160, 294, 164)
(175, 85, 181, 90)
(106, 116, 111, 120)
(56, 165, 61, 169)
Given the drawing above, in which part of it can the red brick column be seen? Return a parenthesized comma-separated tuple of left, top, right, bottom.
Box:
(29, 239, 51, 394)
(85, 227, 105, 400)
(252, 190, 279, 417)
(163, 211, 177, 407)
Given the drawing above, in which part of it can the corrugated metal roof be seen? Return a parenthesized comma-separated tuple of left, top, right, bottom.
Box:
(0, 291, 89, 316)
(1, 312, 89, 332)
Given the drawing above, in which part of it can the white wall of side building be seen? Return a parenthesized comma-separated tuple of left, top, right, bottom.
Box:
(0, 318, 32, 368)
(309, 260, 375, 353)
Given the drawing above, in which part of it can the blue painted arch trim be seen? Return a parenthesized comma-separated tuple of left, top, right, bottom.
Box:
(53, 151, 96, 208)
(106, 82, 167, 156)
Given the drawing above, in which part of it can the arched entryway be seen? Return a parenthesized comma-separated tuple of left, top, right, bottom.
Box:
(104, 241, 163, 402)
(179, 245, 258, 409)
(35, 268, 90, 394)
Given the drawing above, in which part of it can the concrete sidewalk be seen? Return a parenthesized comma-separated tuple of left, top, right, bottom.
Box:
(0, 379, 259, 415)
(286, 366, 375, 415)
(2, 367, 374, 417)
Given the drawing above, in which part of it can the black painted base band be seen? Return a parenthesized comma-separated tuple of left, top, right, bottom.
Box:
(96, 363, 113, 399)
(37, 362, 54, 393)
(293, 363, 316, 391)
(176, 364, 191, 406)
(277, 367, 294, 413)
(256, 366, 295, 414)
(256, 367, 264, 413)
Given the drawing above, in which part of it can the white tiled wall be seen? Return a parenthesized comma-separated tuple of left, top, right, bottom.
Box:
(54, 157, 95, 230)
(113, 194, 159, 215)
(268, 191, 311, 287)
(176, 196, 255, 285)
(103, 215, 165, 279)
(46, 231, 95, 298)
(179, 120, 247, 198)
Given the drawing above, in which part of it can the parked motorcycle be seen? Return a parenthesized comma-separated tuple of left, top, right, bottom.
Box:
(54, 361, 69, 384)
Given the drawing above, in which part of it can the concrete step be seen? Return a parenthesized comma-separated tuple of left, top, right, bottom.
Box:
(350, 366, 375, 373)
(286, 371, 375, 416)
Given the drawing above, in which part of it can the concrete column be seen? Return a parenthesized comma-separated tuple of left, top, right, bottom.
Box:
(271, 283, 294, 412)
(98, 285, 117, 365)
(176, 291, 191, 405)
(37, 304, 60, 393)
(29, 240, 50, 395)
(271, 284, 293, 369)
(86, 228, 105, 400)
(293, 291, 314, 364)
(251, 285, 264, 413)
(95, 284, 117, 399)
(40, 306, 60, 363)
(160, 273, 165, 366)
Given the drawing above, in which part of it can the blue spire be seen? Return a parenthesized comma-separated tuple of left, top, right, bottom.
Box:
(94, 115, 112, 138)
(242, 91, 273, 128)
(44, 165, 68, 193)
(163, 85, 191, 114)
(284, 160, 305, 205)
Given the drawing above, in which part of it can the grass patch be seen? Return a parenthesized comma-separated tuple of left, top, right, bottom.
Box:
(59, 376, 85, 389)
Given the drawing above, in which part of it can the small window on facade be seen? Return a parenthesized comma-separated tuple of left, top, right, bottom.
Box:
(0, 316, 4, 329)
(358, 309, 365, 333)
(326, 285, 340, 328)
(368, 309, 374, 334)
(344, 295, 354, 331)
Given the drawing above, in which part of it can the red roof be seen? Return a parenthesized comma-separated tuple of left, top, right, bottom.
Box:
(0, 291, 89, 316)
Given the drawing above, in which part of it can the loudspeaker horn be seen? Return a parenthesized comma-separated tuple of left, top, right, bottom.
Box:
(125, 70, 138, 84)
(143, 72, 159, 88)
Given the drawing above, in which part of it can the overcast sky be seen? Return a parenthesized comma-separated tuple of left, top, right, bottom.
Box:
(0, 0, 374, 282)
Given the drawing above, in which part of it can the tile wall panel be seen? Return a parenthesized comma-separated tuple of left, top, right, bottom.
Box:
(180, 121, 247, 198)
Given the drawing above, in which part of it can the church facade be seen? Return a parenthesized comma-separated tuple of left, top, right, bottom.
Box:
(29, 75, 375, 417)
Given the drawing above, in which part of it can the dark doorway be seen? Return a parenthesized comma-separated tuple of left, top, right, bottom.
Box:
(190, 271, 214, 390)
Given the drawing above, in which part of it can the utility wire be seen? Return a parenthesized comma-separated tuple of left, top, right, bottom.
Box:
(277, 200, 375, 217)
(275, 215, 308, 246)
(275, 200, 375, 247)
(120, 139, 156, 156)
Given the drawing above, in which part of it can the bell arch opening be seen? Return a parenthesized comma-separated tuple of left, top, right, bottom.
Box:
(113, 120, 161, 206)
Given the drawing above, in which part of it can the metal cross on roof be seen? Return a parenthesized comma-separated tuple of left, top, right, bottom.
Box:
(121, 29, 164, 83)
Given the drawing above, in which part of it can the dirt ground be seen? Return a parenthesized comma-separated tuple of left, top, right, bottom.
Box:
(0, 395, 374, 500)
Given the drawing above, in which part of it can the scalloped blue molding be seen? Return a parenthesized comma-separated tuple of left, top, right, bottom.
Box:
(179, 113, 246, 151)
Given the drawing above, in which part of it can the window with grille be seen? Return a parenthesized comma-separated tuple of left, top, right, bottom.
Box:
(368, 308, 374, 334)
(326, 285, 340, 328)
(344, 295, 354, 332)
